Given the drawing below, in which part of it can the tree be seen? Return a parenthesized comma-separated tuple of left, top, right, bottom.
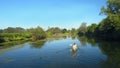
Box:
(46, 27, 61, 35)
(78, 22, 87, 36)
(97, 0, 120, 40)
(3, 27, 25, 33)
(101, 0, 120, 16)
(61, 28, 67, 33)
(0, 29, 3, 33)
(31, 26, 46, 41)
(70, 28, 77, 38)
(86, 24, 97, 36)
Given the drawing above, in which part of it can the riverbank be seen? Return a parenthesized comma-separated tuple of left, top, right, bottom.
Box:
(0, 33, 70, 46)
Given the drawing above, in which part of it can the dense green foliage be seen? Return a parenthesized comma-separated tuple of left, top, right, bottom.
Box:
(86, 24, 97, 36)
(78, 0, 120, 41)
(70, 28, 77, 38)
(78, 22, 87, 36)
(0, 27, 31, 42)
(96, 0, 120, 40)
(3, 27, 25, 33)
(0, 27, 70, 43)
(61, 28, 67, 34)
(0, 26, 46, 42)
(0, 33, 31, 42)
(98, 0, 120, 40)
(46, 27, 61, 35)
(28, 26, 46, 41)
(46, 27, 69, 37)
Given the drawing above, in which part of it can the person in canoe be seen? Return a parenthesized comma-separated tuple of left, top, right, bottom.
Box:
(71, 43, 78, 57)
(72, 43, 78, 51)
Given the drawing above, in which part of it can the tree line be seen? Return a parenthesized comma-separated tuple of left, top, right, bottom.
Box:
(78, 0, 120, 41)
(0, 26, 70, 43)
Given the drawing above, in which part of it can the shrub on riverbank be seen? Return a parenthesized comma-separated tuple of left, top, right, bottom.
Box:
(0, 26, 47, 43)
(0, 33, 31, 42)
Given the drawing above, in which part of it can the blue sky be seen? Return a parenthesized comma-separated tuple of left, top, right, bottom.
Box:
(0, 0, 106, 29)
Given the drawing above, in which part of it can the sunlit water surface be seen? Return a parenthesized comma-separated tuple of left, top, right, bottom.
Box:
(0, 36, 120, 68)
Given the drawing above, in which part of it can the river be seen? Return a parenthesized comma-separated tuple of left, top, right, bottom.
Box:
(0, 36, 120, 68)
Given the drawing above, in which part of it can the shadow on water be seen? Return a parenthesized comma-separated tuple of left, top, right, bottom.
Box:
(87, 37, 97, 46)
(29, 40, 46, 49)
(77, 36, 87, 46)
(0, 41, 26, 48)
(71, 36, 76, 40)
(0, 41, 26, 54)
(98, 41, 120, 68)
(80, 36, 120, 68)
(47, 36, 68, 42)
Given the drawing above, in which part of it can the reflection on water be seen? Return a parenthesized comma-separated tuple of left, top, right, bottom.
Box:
(77, 36, 120, 68)
(77, 36, 87, 46)
(87, 37, 97, 46)
(0, 36, 120, 68)
(70, 47, 78, 58)
(98, 41, 120, 68)
(30, 40, 46, 49)
(70, 43, 78, 58)
(0, 41, 26, 54)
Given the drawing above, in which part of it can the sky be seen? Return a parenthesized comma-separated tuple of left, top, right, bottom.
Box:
(0, 0, 106, 29)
